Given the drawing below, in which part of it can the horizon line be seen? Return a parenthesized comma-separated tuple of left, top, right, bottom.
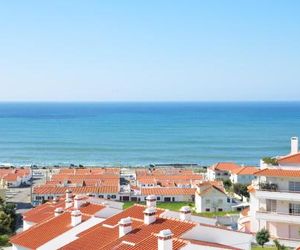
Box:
(0, 100, 300, 103)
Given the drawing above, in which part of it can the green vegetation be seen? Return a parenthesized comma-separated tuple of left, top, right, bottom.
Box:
(273, 239, 288, 250)
(122, 201, 239, 218)
(262, 157, 278, 166)
(256, 228, 270, 248)
(122, 201, 193, 211)
(233, 183, 250, 198)
(223, 179, 233, 191)
(252, 246, 276, 250)
(194, 210, 239, 218)
(0, 197, 17, 246)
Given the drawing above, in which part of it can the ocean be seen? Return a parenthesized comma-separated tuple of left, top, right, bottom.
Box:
(0, 102, 299, 167)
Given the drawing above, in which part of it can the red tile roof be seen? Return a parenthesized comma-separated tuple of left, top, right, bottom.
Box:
(61, 205, 195, 250)
(23, 199, 65, 223)
(230, 166, 258, 175)
(33, 186, 119, 195)
(11, 212, 89, 249)
(141, 187, 196, 196)
(254, 168, 300, 177)
(278, 152, 300, 164)
(210, 162, 241, 171)
(79, 203, 105, 216)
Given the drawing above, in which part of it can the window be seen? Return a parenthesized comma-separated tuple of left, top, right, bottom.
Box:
(266, 199, 277, 212)
(218, 208, 223, 212)
(107, 195, 111, 199)
(289, 181, 300, 192)
(227, 197, 231, 203)
(157, 197, 161, 201)
(98, 195, 104, 198)
(111, 195, 116, 199)
(290, 203, 300, 215)
(205, 208, 210, 212)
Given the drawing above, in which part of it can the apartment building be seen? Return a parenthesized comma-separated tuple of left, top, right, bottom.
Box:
(245, 137, 300, 248)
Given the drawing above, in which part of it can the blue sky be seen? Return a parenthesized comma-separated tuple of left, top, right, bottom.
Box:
(0, 1, 299, 101)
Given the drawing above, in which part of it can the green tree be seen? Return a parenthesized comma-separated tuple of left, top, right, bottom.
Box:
(223, 179, 232, 191)
(0, 211, 12, 234)
(273, 239, 287, 250)
(233, 183, 249, 198)
(256, 228, 270, 248)
(0, 234, 10, 247)
(262, 157, 278, 165)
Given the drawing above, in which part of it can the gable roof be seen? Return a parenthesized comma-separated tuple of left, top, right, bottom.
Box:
(230, 166, 258, 175)
(277, 152, 300, 165)
(11, 212, 89, 249)
(210, 162, 241, 171)
(60, 205, 196, 250)
(23, 199, 65, 223)
(11, 202, 105, 249)
(141, 187, 196, 196)
(254, 168, 300, 178)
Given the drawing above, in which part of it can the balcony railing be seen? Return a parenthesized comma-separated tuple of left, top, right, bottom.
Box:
(258, 182, 278, 191)
(259, 210, 300, 216)
(256, 210, 300, 224)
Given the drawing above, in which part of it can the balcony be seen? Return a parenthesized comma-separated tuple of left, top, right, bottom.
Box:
(254, 182, 300, 202)
(256, 189, 300, 202)
(256, 210, 300, 224)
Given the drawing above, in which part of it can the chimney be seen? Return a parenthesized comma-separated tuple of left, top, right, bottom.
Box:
(179, 206, 191, 221)
(65, 189, 72, 199)
(52, 197, 59, 204)
(158, 229, 173, 250)
(144, 207, 156, 225)
(146, 195, 156, 208)
(291, 137, 299, 155)
(74, 195, 85, 209)
(54, 207, 64, 217)
(118, 217, 132, 237)
(65, 198, 73, 209)
(71, 210, 82, 226)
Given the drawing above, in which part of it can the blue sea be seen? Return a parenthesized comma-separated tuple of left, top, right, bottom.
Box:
(0, 102, 300, 167)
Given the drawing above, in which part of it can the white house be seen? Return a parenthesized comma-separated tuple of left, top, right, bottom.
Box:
(207, 162, 241, 181)
(195, 181, 236, 213)
(230, 166, 258, 184)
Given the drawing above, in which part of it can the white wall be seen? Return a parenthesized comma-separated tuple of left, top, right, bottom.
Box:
(12, 244, 31, 250)
(195, 189, 232, 213)
(23, 220, 36, 231)
(181, 224, 252, 250)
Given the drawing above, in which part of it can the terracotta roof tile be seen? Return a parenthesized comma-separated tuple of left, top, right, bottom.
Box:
(33, 186, 119, 195)
(278, 152, 300, 164)
(11, 212, 89, 249)
(211, 162, 241, 171)
(230, 166, 258, 175)
(254, 168, 300, 177)
(141, 188, 196, 196)
(23, 199, 65, 223)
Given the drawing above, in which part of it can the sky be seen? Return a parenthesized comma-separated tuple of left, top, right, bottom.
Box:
(0, 1, 299, 102)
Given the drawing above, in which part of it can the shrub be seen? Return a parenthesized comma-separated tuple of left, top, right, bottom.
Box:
(256, 228, 270, 248)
